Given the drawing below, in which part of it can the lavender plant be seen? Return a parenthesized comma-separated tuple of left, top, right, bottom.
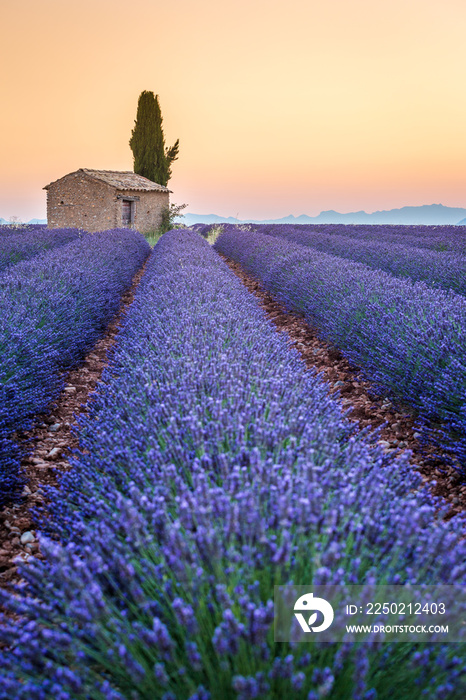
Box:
(248, 223, 466, 254)
(0, 224, 47, 238)
(214, 226, 466, 471)
(0, 231, 465, 698)
(0, 227, 84, 274)
(257, 224, 466, 295)
(0, 229, 150, 507)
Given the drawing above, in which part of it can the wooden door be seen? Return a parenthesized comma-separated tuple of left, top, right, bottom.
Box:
(122, 200, 132, 226)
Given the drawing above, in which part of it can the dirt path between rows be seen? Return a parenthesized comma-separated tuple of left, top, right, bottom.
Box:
(0, 260, 149, 591)
(220, 254, 466, 518)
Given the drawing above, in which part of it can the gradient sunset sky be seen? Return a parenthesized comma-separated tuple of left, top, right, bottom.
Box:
(2, 0, 466, 221)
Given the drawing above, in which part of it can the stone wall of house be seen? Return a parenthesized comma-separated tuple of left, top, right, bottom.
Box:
(118, 189, 169, 233)
(46, 174, 170, 233)
(46, 173, 117, 232)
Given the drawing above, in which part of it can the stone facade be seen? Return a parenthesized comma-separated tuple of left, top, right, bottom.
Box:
(44, 169, 171, 233)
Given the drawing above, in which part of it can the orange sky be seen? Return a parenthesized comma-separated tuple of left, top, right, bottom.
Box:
(1, 0, 466, 221)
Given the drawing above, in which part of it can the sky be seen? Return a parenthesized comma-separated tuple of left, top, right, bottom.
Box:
(1, 0, 466, 221)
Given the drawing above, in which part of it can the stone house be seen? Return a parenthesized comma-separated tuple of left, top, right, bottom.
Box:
(44, 168, 171, 233)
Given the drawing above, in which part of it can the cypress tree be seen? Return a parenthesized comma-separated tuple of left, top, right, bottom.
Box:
(129, 91, 179, 187)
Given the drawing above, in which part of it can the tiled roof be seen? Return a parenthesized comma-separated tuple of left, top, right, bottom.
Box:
(44, 169, 172, 192)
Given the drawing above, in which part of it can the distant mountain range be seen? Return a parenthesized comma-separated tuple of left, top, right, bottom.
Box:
(181, 204, 466, 226)
(0, 218, 47, 225)
(2, 205, 466, 227)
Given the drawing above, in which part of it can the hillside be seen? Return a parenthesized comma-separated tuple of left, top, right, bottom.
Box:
(182, 203, 466, 226)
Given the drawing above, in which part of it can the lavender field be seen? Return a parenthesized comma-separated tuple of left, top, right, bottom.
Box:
(0, 229, 151, 505)
(214, 224, 466, 471)
(0, 226, 83, 274)
(0, 226, 466, 699)
(255, 224, 466, 295)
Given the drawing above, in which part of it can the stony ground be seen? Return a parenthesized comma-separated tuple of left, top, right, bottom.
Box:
(1, 251, 465, 591)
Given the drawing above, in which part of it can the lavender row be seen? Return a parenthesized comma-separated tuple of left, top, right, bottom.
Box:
(0, 229, 150, 507)
(197, 222, 466, 255)
(214, 226, 466, 471)
(0, 226, 84, 274)
(0, 224, 47, 238)
(257, 224, 466, 295)
(247, 223, 466, 254)
(1, 230, 465, 698)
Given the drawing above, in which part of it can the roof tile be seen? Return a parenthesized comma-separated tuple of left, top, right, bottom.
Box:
(44, 169, 172, 193)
